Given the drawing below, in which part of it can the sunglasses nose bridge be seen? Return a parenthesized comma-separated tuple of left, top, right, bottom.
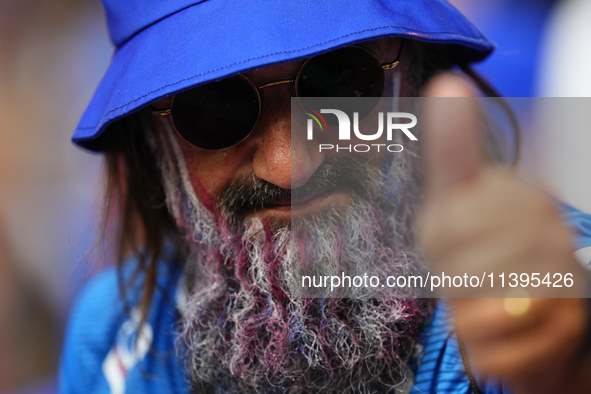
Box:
(248, 89, 325, 190)
(257, 79, 295, 90)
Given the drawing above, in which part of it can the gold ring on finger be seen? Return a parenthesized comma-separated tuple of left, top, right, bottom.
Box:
(503, 288, 531, 318)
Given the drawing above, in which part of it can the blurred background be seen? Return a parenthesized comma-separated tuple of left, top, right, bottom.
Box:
(0, 0, 589, 392)
(0, 0, 110, 392)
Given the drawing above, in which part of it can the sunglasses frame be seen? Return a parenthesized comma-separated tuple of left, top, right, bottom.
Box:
(151, 41, 404, 150)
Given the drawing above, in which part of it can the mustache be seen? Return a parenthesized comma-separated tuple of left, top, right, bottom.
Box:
(218, 157, 377, 218)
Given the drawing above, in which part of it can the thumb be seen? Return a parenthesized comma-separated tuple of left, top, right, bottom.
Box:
(421, 73, 486, 196)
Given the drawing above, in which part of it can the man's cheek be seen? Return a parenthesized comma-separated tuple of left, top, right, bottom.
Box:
(175, 142, 219, 213)
(189, 172, 218, 213)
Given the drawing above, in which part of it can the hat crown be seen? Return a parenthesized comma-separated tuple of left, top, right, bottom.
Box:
(76, 0, 494, 151)
(103, 0, 204, 47)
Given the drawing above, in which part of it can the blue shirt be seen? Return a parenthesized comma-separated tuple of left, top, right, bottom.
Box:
(59, 204, 591, 394)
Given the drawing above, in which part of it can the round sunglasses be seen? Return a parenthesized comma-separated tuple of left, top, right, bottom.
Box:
(151, 42, 403, 150)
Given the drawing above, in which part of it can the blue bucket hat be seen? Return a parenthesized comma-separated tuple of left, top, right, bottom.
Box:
(72, 0, 494, 151)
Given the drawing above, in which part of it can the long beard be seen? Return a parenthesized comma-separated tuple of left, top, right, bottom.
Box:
(155, 127, 431, 394)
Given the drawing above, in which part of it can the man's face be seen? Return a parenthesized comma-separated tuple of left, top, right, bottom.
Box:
(151, 37, 429, 394)
(151, 38, 404, 220)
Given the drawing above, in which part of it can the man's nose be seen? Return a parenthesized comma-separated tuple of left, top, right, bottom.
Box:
(249, 88, 324, 189)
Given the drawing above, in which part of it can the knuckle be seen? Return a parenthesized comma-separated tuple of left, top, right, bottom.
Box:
(529, 191, 558, 219)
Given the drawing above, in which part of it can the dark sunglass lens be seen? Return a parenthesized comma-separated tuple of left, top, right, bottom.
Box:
(297, 46, 385, 98)
(171, 75, 259, 150)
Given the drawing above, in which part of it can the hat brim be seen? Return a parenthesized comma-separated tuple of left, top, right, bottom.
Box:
(73, 0, 494, 151)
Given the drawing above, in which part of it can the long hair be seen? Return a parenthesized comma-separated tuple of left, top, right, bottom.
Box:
(98, 40, 519, 322)
(100, 112, 184, 320)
